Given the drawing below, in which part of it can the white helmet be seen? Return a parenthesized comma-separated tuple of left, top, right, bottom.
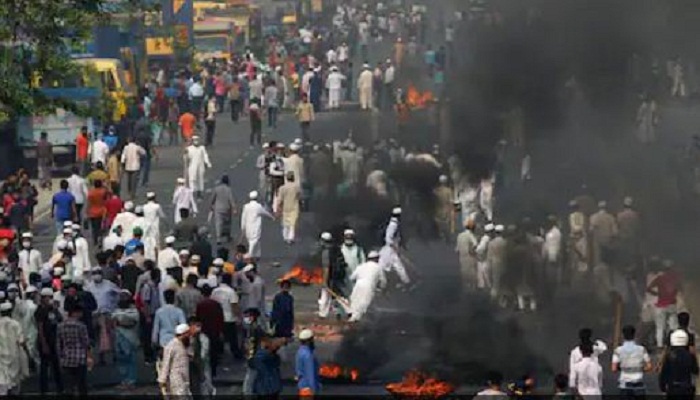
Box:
(670, 329, 689, 347)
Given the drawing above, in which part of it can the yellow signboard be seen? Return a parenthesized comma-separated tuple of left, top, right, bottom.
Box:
(145, 37, 174, 56)
(174, 0, 184, 14)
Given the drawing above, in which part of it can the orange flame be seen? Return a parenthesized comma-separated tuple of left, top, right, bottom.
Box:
(320, 363, 360, 382)
(385, 370, 454, 398)
(278, 265, 324, 284)
(406, 85, 434, 109)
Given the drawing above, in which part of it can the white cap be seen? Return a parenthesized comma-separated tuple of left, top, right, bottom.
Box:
(147, 192, 156, 199)
(367, 250, 380, 259)
(135, 206, 144, 214)
(21, 232, 33, 239)
(242, 264, 256, 273)
(294, 138, 303, 145)
(392, 207, 402, 215)
(321, 232, 332, 241)
(343, 229, 355, 236)
(91, 266, 103, 273)
(598, 201, 607, 208)
(177, 177, 186, 184)
(439, 175, 448, 183)
(213, 258, 224, 266)
(298, 329, 314, 340)
(262, 142, 270, 149)
(124, 201, 135, 211)
(276, 143, 285, 149)
(62, 228, 73, 235)
(25, 285, 38, 294)
(63, 221, 73, 228)
(670, 329, 689, 346)
(363, 63, 370, 69)
(165, 236, 176, 244)
(623, 196, 633, 207)
(289, 143, 301, 151)
(0, 302, 12, 312)
(249, 191, 259, 200)
(495, 225, 505, 233)
(190, 254, 201, 262)
(40, 288, 54, 297)
(175, 323, 190, 335)
(485, 223, 495, 232)
(179, 250, 190, 257)
(72, 223, 81, 230)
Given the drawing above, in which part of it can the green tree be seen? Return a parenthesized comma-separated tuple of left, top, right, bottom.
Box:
(0, 0, 105, 122)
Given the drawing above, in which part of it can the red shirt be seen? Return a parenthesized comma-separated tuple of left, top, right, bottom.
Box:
(2, 193, 14, 213)
(195, 298, 224, 337)
(650, 271, 679, 307)
(0, 227, 15, 262)
(76, 134, 89, 161)
(104, 196, 124, 226)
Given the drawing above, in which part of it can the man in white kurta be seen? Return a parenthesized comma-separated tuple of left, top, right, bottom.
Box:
(340, 144, 362, 188)
(357, 64, 374, 110)
(379, 208, 410, 286)
(284, 144, 305, 186)
(18, 232, 42, 282)
(479, 177, 495, 222)
(348, 251, 386, 322)
(366, 169, 388, 197)
(0, 303, 24, 396)
(143, 192, 166, 260)
(158, 324, 192, 398)
(275, 173, 302, 244)
(172, 178, 198, 224)
(157, 236, 180, 276)
(185, 136, 212, 198)
(111, 201, 137, 242)
(455, 219, 478, 291)
(475, 224, 493, 290)
(240, 191, 274, 259)
(326, 67, 345, 109)
(71, 224, 91, 280)
(13, 286, 38, 368)
(341, 229, 366, 286)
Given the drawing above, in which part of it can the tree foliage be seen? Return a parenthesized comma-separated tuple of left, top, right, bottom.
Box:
(0, 0, 105, 122)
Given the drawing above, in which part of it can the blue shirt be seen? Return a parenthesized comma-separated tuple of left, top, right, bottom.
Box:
(103, 134, 118, 150)
(52, 190, 75, 221)
(151, 304, 186, 347)
(424, 50, 436, 66)
(124, 238, 143, 256)
(295, 345, 320, 393)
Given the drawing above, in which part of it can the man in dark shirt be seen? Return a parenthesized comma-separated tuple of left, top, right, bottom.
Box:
(190, 227, 213, 276)
(659, 330, 699, 396)
(174, 208, 198, 248)
(196, 285, 224, 378)
(57, 304, 91, 396)
(271, 280, 294, 339)
(120, 257, 143, 295)
(36, 287, 64, 394)
(137, 127, 155, 187)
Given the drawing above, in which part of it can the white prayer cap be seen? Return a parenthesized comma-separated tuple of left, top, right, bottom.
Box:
(298, 329, 314, 340)
(367, 250, 380, 259)
(147, 192, 156, 199)
(124, 201, 135, 211)
(63, 221, 73, 228)
(262, 142, 270, 149)
(192, 135, 200, 141)
(135, 206, 144, 214)
(484, 223, 495, 232)
(294, 138, 303, 145)
(495, 225, 505, 233)
(175, 323, 190, 336)
(249, 191, 259, 200)
(40, 287, 54, 297)
(179, 249, 190, 256)
(671, 329, 689, 346)
(7, 283, 18, 291)
(363, 63, 370, 69)
(21, 232, 33, 239)
(213, 258, 224, 266)
(165, 236, 176, 244)
(598, 200, 607, 208)
(321, 232, 332, 241)
(242, 264, 256, 273)
(25, 285, 38, 294)
(331, 65, 338, 71)
(177, 177, 186, 184)
(190, 254, 201, 263)
(343, 229, 355, 236)
(276, 142, 286, 149)
(623, 196, 633, 207)
(392, 207, 402, 215)
(290, 143, 301, 151)
(386, 58, 392, 64)
(62, 228, 73, 235)
(0, 302, 12, 312)
(439, 175, 448, 183)
(72, 223, 81, 230)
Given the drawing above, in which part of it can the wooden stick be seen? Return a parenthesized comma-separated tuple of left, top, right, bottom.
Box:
(612, 292, 623, 348)
(324, 286, 352, 312)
